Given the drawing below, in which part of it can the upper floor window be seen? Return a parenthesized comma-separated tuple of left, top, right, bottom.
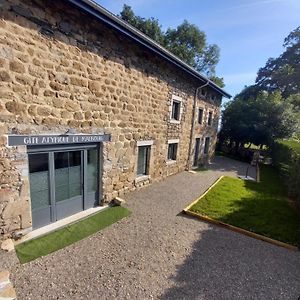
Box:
(170, 95, 182, 123)
(207, 111, 213, 126)
(198, 108, 204, 124)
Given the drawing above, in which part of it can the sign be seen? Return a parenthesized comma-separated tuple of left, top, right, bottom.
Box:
(7, 134, 111, 146)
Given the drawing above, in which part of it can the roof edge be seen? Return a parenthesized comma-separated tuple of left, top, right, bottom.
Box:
(67, 0, 232, 98)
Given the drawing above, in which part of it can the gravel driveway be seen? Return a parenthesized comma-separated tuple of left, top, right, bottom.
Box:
(1, 156, 300, 299)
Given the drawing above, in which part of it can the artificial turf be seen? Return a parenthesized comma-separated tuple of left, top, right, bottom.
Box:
(190, 165, 300, 248)
(16, 206, 131, 263)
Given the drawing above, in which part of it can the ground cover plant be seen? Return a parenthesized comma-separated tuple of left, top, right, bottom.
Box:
(190, 165, 300, 247)
(16, 206, 131, 263)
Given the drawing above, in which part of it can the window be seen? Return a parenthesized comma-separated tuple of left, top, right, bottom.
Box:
(198, 108, 204, 124)
(171, 100, 181, 120)
(170, 95, 182, 122)
(137, 141, 153, 176)
(204, 137, 210, 154)
(168, 143, 178, 161)
(208, 111, 213, 126)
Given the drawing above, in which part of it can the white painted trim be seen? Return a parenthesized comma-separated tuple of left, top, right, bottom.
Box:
(170, 94, 183, 122)
(137, 140, 154, 146)
(167, 139, 179, 144)
(172, 95, 182, 101)
(166, 160, 177, 165)
(135, 175, 150, 183)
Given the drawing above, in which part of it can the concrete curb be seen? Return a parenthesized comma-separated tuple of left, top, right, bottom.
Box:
(183, 175, 299, 252)
(184, 176, 224, 211)
(183, 210, 298, 251)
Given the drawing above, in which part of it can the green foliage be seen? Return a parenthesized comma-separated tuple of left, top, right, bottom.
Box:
(120, 4, 165, 45)
(119, 5, 223, 83)
(190, 166, 300, 247)
(15, 206, 131, 263)
(219, 88, 296, 148)
(271, 140, 300, 203)
(256, 26, 300, 97)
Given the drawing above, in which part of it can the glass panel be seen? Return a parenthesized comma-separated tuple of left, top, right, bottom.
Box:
(54, 151, 82, 202)
(204, 137, 210, 154)
(168, 144, 178, 160)
(28, 153, 50, 210)
(172, 101, 180, 120)
(137, 146, 149, 176)
(87, 149, 98, 193)
(198, 109, 203, 124)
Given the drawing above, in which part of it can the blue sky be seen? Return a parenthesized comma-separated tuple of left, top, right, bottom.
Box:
(95, 0, 300, 99)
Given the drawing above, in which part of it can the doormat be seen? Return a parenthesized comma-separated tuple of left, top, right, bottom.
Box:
(15, 206, 131, 264)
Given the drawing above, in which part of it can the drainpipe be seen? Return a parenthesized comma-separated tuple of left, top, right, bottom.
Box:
(186, 80, 209, 171)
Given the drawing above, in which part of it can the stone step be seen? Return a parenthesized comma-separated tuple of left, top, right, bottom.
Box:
(0, 271, 16, 300)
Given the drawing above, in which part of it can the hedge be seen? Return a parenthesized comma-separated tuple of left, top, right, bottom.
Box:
(271, 140, 300, 203)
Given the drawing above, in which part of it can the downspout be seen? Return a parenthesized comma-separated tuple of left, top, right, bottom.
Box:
(186, 80, 209, 170)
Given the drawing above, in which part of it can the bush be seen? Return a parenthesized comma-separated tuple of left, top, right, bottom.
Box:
(271, 140, 300, 203)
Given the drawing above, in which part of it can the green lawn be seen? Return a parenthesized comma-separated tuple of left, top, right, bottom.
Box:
(16, 206, 131, 263)
(190, 165, 300, 248)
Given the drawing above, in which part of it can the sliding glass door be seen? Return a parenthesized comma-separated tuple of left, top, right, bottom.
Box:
(28, 145, 100, 229)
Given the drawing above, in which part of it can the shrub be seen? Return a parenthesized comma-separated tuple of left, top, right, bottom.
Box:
(271, 140, 300, 203)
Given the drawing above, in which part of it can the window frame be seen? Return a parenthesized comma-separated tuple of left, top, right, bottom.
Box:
(170, 95, 183, 124)
(198, 108, 204, 125)
(136, 140, 153, 178)
(203, 137, 210, 155)
(167, 139, 179, 163)
(207, 111, 213, 126)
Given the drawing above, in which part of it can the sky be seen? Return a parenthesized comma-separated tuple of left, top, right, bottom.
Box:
(95, 0, 300, 99)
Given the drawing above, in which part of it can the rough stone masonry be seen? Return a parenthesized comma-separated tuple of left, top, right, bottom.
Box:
(0, 0, 223, 239)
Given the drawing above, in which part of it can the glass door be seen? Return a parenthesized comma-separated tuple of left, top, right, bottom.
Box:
(28, 145, 100, 229)
(85, 148, 99, 209)
(54, 150, 83, 220)
(28, 153, 52, 229)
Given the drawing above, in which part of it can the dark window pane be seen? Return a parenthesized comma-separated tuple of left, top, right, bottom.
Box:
(171, 101, 180, 120)
(208, 112, 213, 126)
(168, 143, 178, 160)
(28, 153, 50, 209)
(204, 137, 210, 154)
(87, 149, 98, 193)
(54, 151, 82, 202)
(137, 146, 150, 176)
(198, 109, 203, 124)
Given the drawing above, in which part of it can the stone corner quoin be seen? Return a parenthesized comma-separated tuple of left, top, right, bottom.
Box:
(0, 0, 224, 239)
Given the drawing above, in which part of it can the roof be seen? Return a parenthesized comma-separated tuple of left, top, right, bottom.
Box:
(67, 0, 231, 99)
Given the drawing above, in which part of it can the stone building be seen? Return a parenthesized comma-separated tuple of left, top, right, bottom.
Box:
(0, 0, 230, 239)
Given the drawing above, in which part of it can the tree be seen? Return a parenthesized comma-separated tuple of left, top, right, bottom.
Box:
(119, 5, 223, 85)
(256, 26, 300, 97)
(219, 88, 297, 149)
(120, 5, 165, 45)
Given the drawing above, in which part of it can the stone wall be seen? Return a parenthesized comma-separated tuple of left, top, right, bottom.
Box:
(0, 0, 222, 238)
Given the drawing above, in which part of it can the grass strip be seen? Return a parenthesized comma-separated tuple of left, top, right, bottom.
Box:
(189, 165, 300, 248)
(16, 206, 131, 263)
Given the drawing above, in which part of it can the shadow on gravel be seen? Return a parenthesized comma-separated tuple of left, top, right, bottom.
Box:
(159, 225, 300, 300)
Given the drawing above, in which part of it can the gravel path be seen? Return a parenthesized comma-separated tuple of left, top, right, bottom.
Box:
(1, 157, 300, 299)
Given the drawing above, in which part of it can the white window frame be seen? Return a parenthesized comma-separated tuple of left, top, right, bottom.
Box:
(167, 139, 179, 164)
(136, 140, 153, 182)
(170, 95, 183, 124)
(207, 110, 213, 126)
(203, 136, 210, 155)
(197, 107, 204, 125)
